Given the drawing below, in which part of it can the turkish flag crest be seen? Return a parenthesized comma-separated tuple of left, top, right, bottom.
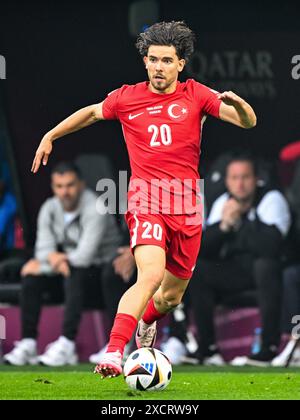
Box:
(167, 101, 189, 122)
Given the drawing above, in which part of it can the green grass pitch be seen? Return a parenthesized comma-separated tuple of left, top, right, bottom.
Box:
(0, 364, 300, 400)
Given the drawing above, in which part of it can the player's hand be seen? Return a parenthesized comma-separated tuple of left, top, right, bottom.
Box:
(48, 252, 68, 271)
(21, 259, 41, 277)
(31, 136, 53, 173)
(220, 198, 242, 231)
(217, 91, 244, 107)
(56, 260, 71, 278)
(113, 246, 136, 283)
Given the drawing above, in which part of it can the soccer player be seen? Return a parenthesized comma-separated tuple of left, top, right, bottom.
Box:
(31, 21, 257, 377)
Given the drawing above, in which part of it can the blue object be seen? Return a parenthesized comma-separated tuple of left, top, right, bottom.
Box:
(0, 191, 17, 250)
(251, 327, 262, 355)
(161, 326, 170, 346)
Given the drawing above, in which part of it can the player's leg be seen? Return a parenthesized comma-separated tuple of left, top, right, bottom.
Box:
(136, 218, 202, 349)
(136, 270, 190, 348)
(94, 244, 166, 378)
(153, 269, 190, 313)
(117, 244, 165, 318)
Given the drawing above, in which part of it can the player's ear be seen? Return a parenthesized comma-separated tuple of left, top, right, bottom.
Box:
(178, 59, 185, 73)
(143, 56, 148, 69)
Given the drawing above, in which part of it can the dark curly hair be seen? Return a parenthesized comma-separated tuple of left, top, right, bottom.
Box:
(135, 21, 196, 63)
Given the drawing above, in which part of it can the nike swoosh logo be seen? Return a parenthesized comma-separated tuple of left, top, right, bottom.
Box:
(128, 112, 144, 120)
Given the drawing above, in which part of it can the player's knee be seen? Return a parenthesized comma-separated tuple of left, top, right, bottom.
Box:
(139, 269, 164, 293)
(161, 291, 182, 310)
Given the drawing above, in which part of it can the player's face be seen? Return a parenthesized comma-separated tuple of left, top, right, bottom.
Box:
(225, 161, 257, 202)
(144, 45, 185, 94)
(51, 172, 84, 211)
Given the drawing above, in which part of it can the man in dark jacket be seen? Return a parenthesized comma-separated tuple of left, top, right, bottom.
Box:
(190, 153, 291, 366)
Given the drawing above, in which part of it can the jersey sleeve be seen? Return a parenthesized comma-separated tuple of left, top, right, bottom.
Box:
(102, 87, 121, 120)
(194, 81, 222, 118)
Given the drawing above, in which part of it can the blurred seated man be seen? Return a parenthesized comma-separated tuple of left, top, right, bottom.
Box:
(0, 169, 17, 256)
(4, 162, 121, 366)
(190, 153, 291, 366)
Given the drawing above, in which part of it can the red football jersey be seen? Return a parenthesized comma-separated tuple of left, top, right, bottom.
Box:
(102, 79, 221, 215)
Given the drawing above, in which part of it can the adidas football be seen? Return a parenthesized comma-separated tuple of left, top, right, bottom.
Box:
(123, 348, 172, 391)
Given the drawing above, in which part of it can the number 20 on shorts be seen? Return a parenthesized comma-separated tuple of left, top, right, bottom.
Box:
(141, 222, 163, 241)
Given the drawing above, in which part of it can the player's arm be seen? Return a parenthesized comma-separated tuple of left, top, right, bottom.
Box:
(218, 91, 257, 129)
(31, 101, 105, 173)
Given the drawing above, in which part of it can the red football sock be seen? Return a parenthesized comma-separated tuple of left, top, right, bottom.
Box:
(142, 298, 166, 325)
(107, 313, 138, 355)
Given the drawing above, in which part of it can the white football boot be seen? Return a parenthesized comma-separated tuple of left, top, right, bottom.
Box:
(38, 336, 78, 367)
(89, 343, 108, 364)
(94, 350, 123, 378)
(3, 339, 38, 366)
(271, 340, 300, 367)
(89, 342, 132, 367)
(203, 353, 226, 366)
(135, 319, 157, 349)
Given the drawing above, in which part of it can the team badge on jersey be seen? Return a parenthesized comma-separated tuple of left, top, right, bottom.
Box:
(167, 101, 189, 122)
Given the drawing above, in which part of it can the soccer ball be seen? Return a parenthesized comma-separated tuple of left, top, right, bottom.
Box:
(123, 348, 172, 391)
